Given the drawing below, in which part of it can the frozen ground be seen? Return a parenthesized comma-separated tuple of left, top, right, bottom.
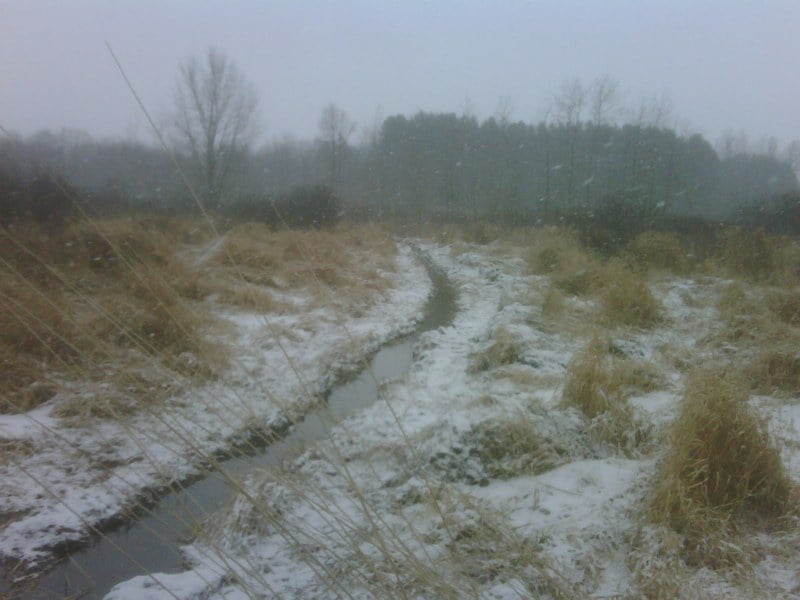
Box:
(8, 235, 800, 598)
(109, 240, 800, 599)
(0, 244, 431, 575)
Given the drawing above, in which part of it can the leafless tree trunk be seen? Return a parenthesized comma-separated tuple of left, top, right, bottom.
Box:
(590, 75, 620, 126)
(172, 47, 259, 201)
(318, 103, 355, 191)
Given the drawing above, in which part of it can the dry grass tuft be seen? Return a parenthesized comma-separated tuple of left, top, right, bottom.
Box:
(713, 227, 800, 284)
(214, 222, 396, 314)
(746, 349, 800, 396)
(766, 288, 800, 326)
(526, 229, 661, 328)
(527, 227, 591, 275)
(465, 415, 569, 478)
(541, 285, 565, 317)
(561, 338, 655, 454)
(626, 231, 690, 274)
(468, 327, 523, 373)
(596, 260, 661, 328)
(648, 370, 795, 567)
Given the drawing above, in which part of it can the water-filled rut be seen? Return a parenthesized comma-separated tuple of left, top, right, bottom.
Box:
(22, 255, 458, 599)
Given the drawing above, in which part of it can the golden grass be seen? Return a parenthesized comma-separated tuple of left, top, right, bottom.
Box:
(523, 229, 660, 328)
(561, 338, 656, 454)
(648, 369, 795, 567)
(528, 227, 594, 275)
(541, 285, 565, 317)
(0, 218, 401, 418)
(467, 326, 523, 373)
(766, 288, 800, 326)
(712, 227, 800, 284)
(214, 222, 396, 314)
(0, 218, 229, 415)
(626, 231, 690, 274)
(746, 349, 800, 396)
(596, 260, 661, 328)
(465, 414, 569, 478)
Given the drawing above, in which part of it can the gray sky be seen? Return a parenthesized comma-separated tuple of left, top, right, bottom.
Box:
(1, 0, 798, 147)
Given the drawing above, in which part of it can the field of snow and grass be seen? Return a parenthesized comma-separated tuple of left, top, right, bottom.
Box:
(0, 219, 431, 578)
(2, 221, 799, 598)
(107, 226, 800, 599)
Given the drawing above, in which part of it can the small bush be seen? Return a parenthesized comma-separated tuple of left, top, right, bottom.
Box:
(648, 370, 795, 567)
(276, 185, 341, 229)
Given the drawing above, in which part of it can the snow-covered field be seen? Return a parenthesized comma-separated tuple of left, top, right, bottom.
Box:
(0, 244, 431, 575)
(4, 232, 799, 599)
(109, 240, 800, 599)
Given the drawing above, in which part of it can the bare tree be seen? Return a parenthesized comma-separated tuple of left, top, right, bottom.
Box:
(318, 103, 355, 190)
(493, 95, 514, 125)
(172, 47, 259, 201)
(553, 78, 586, 126)
(716, 129, 749, 159)
(633, 91, 674, 129)
(589, 75, 620, 125)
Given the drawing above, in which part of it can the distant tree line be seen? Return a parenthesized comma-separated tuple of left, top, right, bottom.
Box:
(2, 114, 797, 232)
(1, 49, 797, 235)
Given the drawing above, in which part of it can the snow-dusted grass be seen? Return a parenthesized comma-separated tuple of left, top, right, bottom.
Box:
(0, 220, 430, 576)
(7, 223, 800, 598)
(111, 231, 800, 599)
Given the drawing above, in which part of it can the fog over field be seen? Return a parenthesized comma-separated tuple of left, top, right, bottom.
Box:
(2, 2, 800, 599)
(2, 0, 799, 145)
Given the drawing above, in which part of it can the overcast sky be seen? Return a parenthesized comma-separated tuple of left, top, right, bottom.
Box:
(1, 0, 798, 148)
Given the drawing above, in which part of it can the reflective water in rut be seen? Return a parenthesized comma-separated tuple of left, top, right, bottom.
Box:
(20, 258, 457, 599)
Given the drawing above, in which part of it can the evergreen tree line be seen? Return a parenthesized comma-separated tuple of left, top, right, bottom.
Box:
(1, 114, 798, 234)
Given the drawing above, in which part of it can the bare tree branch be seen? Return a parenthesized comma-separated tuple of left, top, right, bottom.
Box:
(172, 48, 259, 201)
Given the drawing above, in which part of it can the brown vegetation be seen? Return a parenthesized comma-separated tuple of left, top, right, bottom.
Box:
(626, 231, 690, 274)
(0, 217, 399, 417)
(561, 338, 658, 454)
(468, 327, 523, 373)
(648, 370, 795, 567)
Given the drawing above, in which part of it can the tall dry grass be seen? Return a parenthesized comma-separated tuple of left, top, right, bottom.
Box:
(712, 227, 800, 284)
(626, 231, 691, 274)
(1, 217, 401, 420)
(648, 370, 795, 567)
(561, 337, 658, 454)
(0, 218, 228, 418)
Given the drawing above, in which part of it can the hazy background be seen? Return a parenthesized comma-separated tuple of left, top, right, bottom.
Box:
(2, 0, 798, 145)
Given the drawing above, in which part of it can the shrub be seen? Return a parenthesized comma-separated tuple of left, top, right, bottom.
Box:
(275, 185, 341, 229)
(527, 227, 591, 276)
(0, 170, 80, 227)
